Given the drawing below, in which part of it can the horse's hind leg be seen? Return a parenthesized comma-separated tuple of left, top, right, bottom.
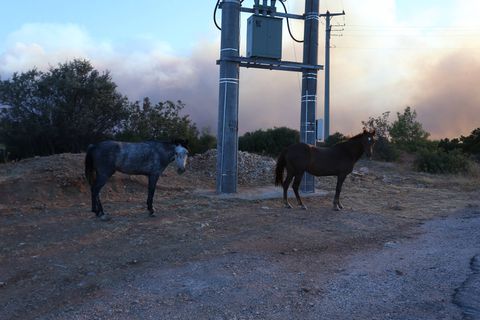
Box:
(282, 172, 294, 208)
(90, 188, 97, 213)
(92, 174, 110, 220)
(333, 174, 347, 211)
(147, 174, 160, 216)
(292, 173, 307, 210)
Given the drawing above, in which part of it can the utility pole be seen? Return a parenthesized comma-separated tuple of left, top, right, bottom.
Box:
(300, 0, 319, 193)
(216, 0, 241, 193)
(216, 0, 325, 194)
(320, 10, 344, 140)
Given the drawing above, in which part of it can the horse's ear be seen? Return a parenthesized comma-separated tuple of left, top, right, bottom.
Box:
(172, 138, 184, 145)
(363, 128, 368, 134)
(173, 138, 190, 152)
(371, 129, 376, 136)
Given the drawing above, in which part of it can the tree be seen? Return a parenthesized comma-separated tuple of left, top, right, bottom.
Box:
(361, 111, 399, 161)
(438, 137, 461, 153)
(439, 128, 480, 161)
(0, 59, 129, 158)
(193, 128, 217, 154)
(116, 98, 212, 154)
(361, 111, 390, 140)
(460, 128, 480, 157)
(389, 106, 429, 151)
(239, 127, 299, 157)
(322, 132, 347, 147)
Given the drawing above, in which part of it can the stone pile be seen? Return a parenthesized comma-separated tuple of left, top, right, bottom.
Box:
(187, 149, 276, 185)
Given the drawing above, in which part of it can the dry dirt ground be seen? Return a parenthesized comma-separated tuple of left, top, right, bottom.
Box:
(0, 151, 479, 320)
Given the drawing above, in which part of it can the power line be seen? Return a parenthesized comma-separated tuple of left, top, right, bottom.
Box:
(279, 0, 303, 43)
(332, 46, 480, 50)
(340, 33, 480, 37)
(346, 24, 480, 29)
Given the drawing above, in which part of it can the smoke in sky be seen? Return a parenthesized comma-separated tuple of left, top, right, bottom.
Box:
(1, 1, 480, 139)
(411, 51, 480, 139)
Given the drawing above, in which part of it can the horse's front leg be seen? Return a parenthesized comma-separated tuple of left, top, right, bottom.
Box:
(333, 174, 347, 211)
(147, 174, 160, 216)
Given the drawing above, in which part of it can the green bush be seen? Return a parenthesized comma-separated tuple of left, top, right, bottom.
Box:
(190, 128, 216, 155)
(239, 127, 299, 157)
(414, 148, 471, 174)
(322, 132, 347, 147)
(372, 136, 400, 162)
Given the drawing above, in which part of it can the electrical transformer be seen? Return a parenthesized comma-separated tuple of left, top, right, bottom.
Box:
(246, 15, 282, 59)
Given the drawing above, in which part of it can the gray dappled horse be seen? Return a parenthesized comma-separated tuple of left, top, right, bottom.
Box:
(85, 139, 189, 221)
(275, 130, 376, 210)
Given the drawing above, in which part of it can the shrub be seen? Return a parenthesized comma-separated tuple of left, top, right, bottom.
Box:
(414, 148, 471, 174)
(190, 128, 216, 155)
(372, 136, 400, 162)
(239, 127, 299, 157)
(322, 132, 347, 147)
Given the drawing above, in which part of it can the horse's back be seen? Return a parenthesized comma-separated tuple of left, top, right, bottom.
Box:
(284, 143, 351, 176)
(88, 140, 122, 171)
(312, 144, 358, 176)
(90, 141, 157, 175)
(284, 143, 312, 171)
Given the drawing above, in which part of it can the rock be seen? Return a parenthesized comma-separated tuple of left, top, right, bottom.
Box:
(388, 202, 404, 211)
(187, 149, 276, 185)
(384, 241, 398, 248)
(359, 167, 369, 174)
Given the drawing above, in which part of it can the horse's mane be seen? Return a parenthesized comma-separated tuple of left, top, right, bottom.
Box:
(332, 132, 362, 145)
(348, 132, 364, 140)
(146, 138, 188, 147)
(329, 132, 364, 149)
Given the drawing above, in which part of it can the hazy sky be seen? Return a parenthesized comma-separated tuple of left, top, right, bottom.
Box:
(1, 0, 479, 139)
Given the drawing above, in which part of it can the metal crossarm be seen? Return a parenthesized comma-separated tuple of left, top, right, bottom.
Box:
(217, 56, 323, 72)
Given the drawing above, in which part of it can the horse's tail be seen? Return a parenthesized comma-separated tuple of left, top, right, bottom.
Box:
(275, 148, 288, 186)
(85, 144, 96, 186)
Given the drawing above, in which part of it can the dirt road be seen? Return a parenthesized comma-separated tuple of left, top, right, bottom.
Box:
(0, 153, 479, 319)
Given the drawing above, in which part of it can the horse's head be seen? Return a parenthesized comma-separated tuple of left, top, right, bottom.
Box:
(361, 129, 376, 159)
(173, 139, 189, 174)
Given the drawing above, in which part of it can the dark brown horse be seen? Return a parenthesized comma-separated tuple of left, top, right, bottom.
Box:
(275, 129, 376, 210)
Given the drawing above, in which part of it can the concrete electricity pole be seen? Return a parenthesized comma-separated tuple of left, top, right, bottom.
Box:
(320, 10, 345, 140)
(216, 0, 241, 193)
(215, 0, 329, 194)
(300, 0, 320, 193)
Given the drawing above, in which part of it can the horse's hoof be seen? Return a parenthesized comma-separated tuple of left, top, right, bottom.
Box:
(300, 205, 308, 210)
(99, 214, 111, 221)
(284, 203, 293, 209)
(149, 213, 157, 218)
(333, 205, 341, 211)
